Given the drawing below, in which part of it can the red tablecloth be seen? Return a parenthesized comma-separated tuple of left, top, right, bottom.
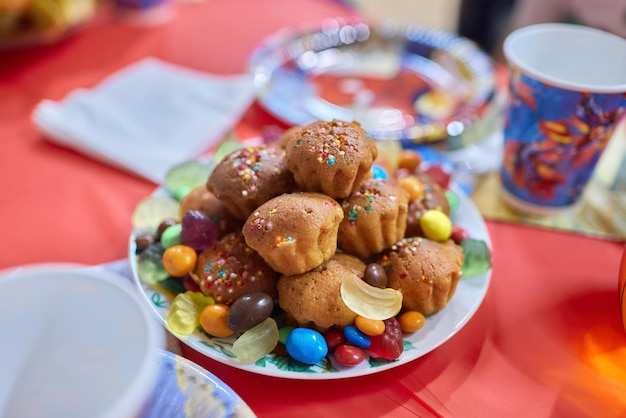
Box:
(2, 1, 625, 417)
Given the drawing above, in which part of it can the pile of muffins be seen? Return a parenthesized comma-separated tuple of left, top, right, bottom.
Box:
(179, 119, 464, 333)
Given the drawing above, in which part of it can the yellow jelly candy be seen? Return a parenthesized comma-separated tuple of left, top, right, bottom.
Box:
(166, 291, 214, 336)
(132, 196, 180, 230)
(419, 209, 452, 241)
(340, 273, 402, 321)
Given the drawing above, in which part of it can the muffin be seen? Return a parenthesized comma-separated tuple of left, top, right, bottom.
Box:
(242, 192, 344, 276)
(284, 119, 378, 199)
(179, 185, 241, 237)
(337, 178, 410, 259)
(206, 145, 294, 220)
(378, 237, 463, 316)
(403, 174, 451, 238)
(277, 253, 365, 332)
(191, 231, 279, 305)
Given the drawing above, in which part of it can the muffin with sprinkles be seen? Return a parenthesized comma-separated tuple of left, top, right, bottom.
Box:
(337, 178, 410, 259)
(378, 237, 463, 316)
(284, 119, 378, 199)
(206, 145, 294, 220)
(242, 192, 344, 276)
(191, 231, 279, 305)
(276, 253, 365, 332)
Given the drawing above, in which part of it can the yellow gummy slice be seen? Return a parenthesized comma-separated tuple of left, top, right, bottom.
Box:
(132, 196, 180, 230)
(340, 273, 403, 321)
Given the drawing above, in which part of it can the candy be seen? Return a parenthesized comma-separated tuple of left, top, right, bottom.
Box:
(343, 325, 371, 349)
(419, 209, 452, 241)
(166, 291, 214, 336)
(200, 304, 235, 338)
(323, 328, 345, 352)
(132, 196, 179, 230)
(334, 344, 365, 367)
(397, 311, 426, 333)
(354, 316, 385, 337)
(157, 218, 178, 240)
(160, 223, 183, 249)
(285, 328, 328, 365)
(278, 326, 294, 345)
(137, 243, 169, 284)
(162, 244, 197, 277)
(164, 160, 214, 199)
(371, 164, 388, 180)
(227, 292, 274, 332)
(398, 176, 425, 201)
(340, 273, 402, 320)
(134, 233, 155, 253)
(398, 149, 422, 171)
(451, 224, 470, 244)
(460, 238, 492, 277)
(364, 263, 388, 288)
(233, 318, 279, 364)
(369, 317, 404, 360)
(180, 210, 219, 251)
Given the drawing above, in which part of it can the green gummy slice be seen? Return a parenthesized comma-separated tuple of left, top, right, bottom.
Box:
(164, 160, 214, 199)
(460, 238, 492, 277)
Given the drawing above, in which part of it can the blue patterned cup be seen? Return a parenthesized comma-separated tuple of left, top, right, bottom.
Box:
(500, 23, 626, 215)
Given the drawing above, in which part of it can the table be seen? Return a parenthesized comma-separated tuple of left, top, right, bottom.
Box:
(1, 0, 625, 416)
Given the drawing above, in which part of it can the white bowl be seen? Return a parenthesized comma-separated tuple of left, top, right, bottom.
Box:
(0, 266, 164, 418)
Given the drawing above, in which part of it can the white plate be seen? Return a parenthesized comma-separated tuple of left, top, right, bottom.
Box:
(143, 350, 255, 418)
(130, 183, 491, 380)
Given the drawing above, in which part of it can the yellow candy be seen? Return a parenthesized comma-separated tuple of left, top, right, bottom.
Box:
(340, 273, 402, 320)
(398, 310, 426, 333)
(399, 176, 425, 201)
(419, 209, 452, 241)
(166, 291, 214, 336)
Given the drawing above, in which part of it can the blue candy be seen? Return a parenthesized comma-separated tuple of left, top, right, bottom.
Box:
(371, 164, 388, 180)
(343, 325, 371, 349)
(285, 328, 328, 365)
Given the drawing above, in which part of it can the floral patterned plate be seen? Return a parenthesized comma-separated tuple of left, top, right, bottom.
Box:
(129, 183, 492, 380)
(142, 350, 255, 418)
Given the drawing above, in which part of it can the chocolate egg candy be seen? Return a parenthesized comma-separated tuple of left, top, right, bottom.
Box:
(364, 263, 388, 288)
(227, 292, 274, 332)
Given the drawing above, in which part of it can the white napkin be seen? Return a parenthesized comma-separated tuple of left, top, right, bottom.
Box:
(32, 57, 255, 183)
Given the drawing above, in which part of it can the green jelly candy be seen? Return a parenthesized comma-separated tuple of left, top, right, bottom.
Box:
(212, 133, 243, 164)
(137, 244, 169, 284)
(164, 160, 214, 199)
(460, 238, 492, 277)
(445, 190, 459, 214)
(278, 326, 294, 345)
(161, 223, 183, 248)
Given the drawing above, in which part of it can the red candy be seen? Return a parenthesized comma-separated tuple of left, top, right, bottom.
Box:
(451, 224, 470, 244)
(368, 317, 404, 360)
(324, 328, 345, 352)
(334, 344, 365, 366)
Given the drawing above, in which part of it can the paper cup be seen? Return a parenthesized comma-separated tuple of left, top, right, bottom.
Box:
(0, 266, 164, 418)
(500, 23, 626, 215)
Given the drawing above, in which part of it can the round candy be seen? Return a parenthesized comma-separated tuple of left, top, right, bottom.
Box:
(343, 325, 371, 349)
(398, 149, 422, 171)
(227, 292, 274, 332)
(399, 176, 425, 201)
(162, 244, 197, 277)
(371, 164, 388, 180)
(364, 263, 388, 288)
(355, 316, 385, 337)
(323, 328, 345, 352)
(286, 328, 328, 365)
(160, 223, 183, 248)
(334, 344, 365, 367)
(451, 224, 470, 244)
(200, 304, 234, 338)
(419, 209, 452, 242)
(397, 310, 426, 333)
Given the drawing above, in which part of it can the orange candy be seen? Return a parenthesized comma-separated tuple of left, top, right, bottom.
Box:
(398, 149, 422, 171)
(162, 244, 197, 277)
(399, 176, 425, 201)
(398, 311, 426, 333)
(354, 315, 385, 336)
(200, 304, 235, 338)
